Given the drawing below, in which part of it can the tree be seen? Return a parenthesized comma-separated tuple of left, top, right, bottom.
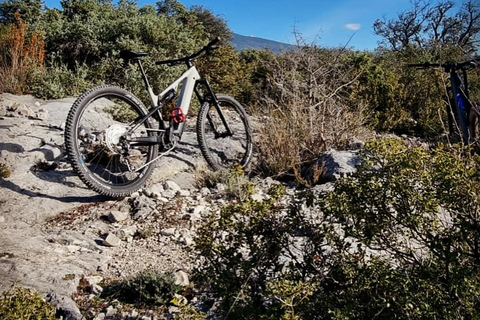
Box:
(0, 0, 43, 25)
(155, 0, 187, 17)
(190, 5, 232, 41)
(374, 0, 480, 54)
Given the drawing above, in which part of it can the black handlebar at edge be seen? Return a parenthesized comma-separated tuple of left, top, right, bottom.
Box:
(155, 37, 221, 67)
(408, 58, 480, 72)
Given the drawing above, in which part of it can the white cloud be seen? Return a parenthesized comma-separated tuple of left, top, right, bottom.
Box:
(345, 23, 361, 31)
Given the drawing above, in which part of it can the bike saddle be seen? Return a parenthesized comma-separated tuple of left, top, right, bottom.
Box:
(119, 50, 148, 61)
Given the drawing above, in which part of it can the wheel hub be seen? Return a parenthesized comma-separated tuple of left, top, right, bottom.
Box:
(105, 124, 128, 153)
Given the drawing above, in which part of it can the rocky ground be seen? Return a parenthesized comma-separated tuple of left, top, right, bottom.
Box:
(0, 93, 360, 319)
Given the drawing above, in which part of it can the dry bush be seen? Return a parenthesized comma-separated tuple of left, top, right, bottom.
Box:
(256, 43, 366, 177)
(0, 12, 45, 93)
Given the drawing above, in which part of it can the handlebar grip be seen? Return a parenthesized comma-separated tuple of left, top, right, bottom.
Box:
(206, 37, 221, 51)
(209, 37, 221, 46)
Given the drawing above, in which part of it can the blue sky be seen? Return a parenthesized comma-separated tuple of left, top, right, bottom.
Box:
(44, 0, 468, 50)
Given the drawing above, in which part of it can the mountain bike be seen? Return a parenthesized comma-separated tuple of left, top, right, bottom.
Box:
(408, 58, 479, 144)
(64, 38, 253, 198)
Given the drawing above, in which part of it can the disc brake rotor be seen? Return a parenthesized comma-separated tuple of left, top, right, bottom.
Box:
(105, 124, 128, 154)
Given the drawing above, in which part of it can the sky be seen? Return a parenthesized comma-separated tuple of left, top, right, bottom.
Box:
(43, 0, 468, 50)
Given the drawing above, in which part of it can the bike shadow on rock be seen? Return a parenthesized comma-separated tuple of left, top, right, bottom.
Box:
(0, 177, 107, 203)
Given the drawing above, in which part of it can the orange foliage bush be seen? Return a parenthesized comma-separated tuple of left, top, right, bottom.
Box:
(0, 12, 45, 93)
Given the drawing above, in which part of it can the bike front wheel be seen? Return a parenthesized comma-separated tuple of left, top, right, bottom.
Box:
(65, 85, 158, 197)
(196, 94, 253, 171)
(469, 103, 480, 143)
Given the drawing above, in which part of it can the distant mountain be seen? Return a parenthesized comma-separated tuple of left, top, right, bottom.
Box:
(230, 33, 294, 53)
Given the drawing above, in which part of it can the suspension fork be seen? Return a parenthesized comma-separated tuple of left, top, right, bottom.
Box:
(450, 71, 469, 143)
(195, 79, 233, 136)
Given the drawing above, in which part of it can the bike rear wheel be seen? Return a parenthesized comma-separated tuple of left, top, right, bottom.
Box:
(469, 103, 480, 143)
(65, 85, 158, 197)
(196, 94, 253, 171)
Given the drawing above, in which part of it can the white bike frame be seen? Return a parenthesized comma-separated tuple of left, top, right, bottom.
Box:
(148, 66, 200, 117)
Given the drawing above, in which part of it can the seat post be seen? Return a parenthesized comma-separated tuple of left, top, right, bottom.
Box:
(136, 59, 151, 91)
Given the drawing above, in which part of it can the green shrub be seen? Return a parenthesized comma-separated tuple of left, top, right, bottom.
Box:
(113, 270, 181, 306)
(0, 285, 58, 320)
(28, 63, 92, 99)
(193, 138, 480, 319)
(0, 162, 11, 178)
(197, 163, 253, 201)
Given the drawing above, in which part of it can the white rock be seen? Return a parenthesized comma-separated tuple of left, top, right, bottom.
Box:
(148, 183, 165, 195)
(178, 189, 191, 197)
(91, 284, 103, 295)
(164, 180, 181, 191)
(160, 228, 176, 237)
(215, 183, 226, 192)
(0, 216, 5, 223)
(162, 189, 177, 199)
(174, 270, 190, 286)
(108, 210, 129, 223)
(181, 235, 194, 246)
(34, 109, 49, 120)
(200, 187, 211, 195)
(105, 305, 116, 317)
(251, 192, 265, 202)
(116, 227, 136, 240)
(66, 245, 80, 253)
(93, 312, 106, 320)
(193, 205, 206, 216)
(85, 276, 103, 286)
(155, 196, 169, 203)
(130, 191, 140, 198)
(17, 104, 35, 117)
(103, 233, 122, 247)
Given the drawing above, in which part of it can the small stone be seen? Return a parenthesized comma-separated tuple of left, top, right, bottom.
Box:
(155, 196, 169, 203)
(174, 270, 190, 286)
(193, 205, 206, 216)
(66, 245, 80, 253)
(181, 235, 194, 246)
(105, 305, 116, 317)
(130, 191, 140, 198)
(122, 310, 139, 318)
(116, 227, 136, 240)
(200, 187, 211, 195)
(103, 233, 122, 247)
(85, 276, 103, 286)
(0, 216, 5, 223)
(215, 183, 226, 192)
(168, 306, 181, 314)
(163, 180, 181, 192)
(148, 183, 164, 195)
(93, 312, 106, 320)
(162, 189, 177, 199)
(33, 109, 49, 120)
(251, 192, 265, 202)
(91, 284, 103, 295)
(108, 210, 129, 223)
(160, 228, 176, 237)
(17, 104, 35, 117)
(142, 188, 153, 197)
(178, 189, 191, 197)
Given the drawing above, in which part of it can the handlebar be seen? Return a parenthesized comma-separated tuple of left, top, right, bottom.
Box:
(155, 37, 221, 67)
(408, 58, 479, 72)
